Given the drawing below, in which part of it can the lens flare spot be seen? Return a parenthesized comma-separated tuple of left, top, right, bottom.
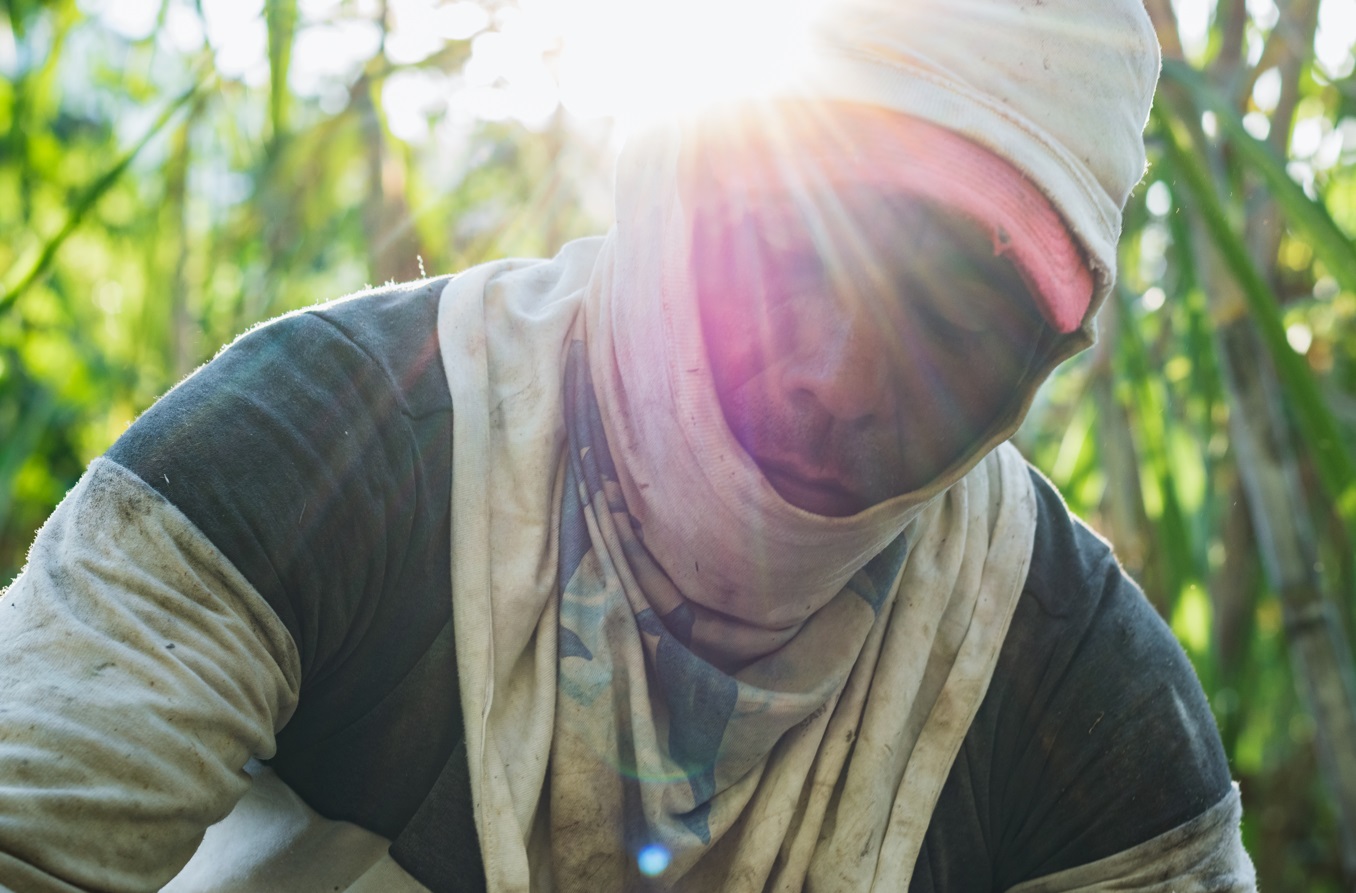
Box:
(637, 844, 671, 877)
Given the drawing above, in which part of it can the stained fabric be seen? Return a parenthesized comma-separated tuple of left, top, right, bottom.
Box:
(1006, 790, 1253, 893)
(0, 460, 301, 891)
(551, 338, 913, 879)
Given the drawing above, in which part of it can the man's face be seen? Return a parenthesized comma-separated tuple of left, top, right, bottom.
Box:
(690, 182, 1047, 517)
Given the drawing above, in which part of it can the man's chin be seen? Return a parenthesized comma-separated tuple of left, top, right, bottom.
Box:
(760, 467, 869, 518)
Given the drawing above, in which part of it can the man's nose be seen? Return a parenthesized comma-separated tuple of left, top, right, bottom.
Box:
(778, 309, 893, 425)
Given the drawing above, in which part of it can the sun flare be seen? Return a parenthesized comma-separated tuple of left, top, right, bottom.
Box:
(546, 0, 823, 121)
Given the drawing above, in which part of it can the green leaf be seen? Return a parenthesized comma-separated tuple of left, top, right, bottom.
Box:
(266, 0, 298, 144)
(1161, 59, 1356, 298)
(0, 79, 204, 314)
(1114, 283, 1199, 601)
(1151, 101, 1356, 530)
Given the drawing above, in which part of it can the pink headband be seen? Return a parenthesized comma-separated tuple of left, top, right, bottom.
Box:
(687, 103, 1095, 334)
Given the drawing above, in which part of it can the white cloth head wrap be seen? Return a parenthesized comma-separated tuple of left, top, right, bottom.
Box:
(600, 0, 1163, 634)
(789, 0, 1161, 314)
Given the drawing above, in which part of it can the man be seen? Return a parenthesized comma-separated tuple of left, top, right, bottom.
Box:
(0, 0, 1256, 890)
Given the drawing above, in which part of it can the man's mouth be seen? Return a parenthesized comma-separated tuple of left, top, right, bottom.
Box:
(758, 462, 866, 517)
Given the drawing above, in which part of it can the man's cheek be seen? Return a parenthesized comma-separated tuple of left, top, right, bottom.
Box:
(701, 304, 767, 393)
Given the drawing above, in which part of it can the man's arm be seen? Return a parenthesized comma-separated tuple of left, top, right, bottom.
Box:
(912, 467, 1253, 892)
(0, 459, 301, 891)
(0, 279, 459, 890)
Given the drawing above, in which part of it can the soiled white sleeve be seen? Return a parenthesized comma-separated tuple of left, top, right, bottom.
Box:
(1005, 787, 1256, 893)
(0, 458, 302, 893)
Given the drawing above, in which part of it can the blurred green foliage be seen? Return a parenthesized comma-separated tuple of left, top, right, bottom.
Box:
(2, 0, 1356, 889)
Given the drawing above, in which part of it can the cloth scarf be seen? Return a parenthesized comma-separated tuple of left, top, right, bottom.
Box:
(438, 126, 1042, 890)
(552, 332, 1037, 891)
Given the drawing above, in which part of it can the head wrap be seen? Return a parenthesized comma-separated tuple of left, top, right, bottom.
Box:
(791, 0, 1161, 329)
(598, 0, 1162, 629)
(682, 102, 1095, 334)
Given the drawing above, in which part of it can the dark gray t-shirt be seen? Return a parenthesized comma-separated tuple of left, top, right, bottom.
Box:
(108, 280, 1232, 892)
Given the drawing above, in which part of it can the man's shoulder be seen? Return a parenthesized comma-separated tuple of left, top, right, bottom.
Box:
(1021, 464, 1121, 617)
(296, 275, 451, 335)
(915, 463, 1233, 890)
(1010, 467, 1215, 735)
(106, 275, 458, 689)
(220, 275, 454, 417)
(977, 464, 1232, 884)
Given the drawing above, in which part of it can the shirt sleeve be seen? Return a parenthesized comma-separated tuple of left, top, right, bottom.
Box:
(0, 458, 301, 892)
(1005, 787, 1254, 892)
